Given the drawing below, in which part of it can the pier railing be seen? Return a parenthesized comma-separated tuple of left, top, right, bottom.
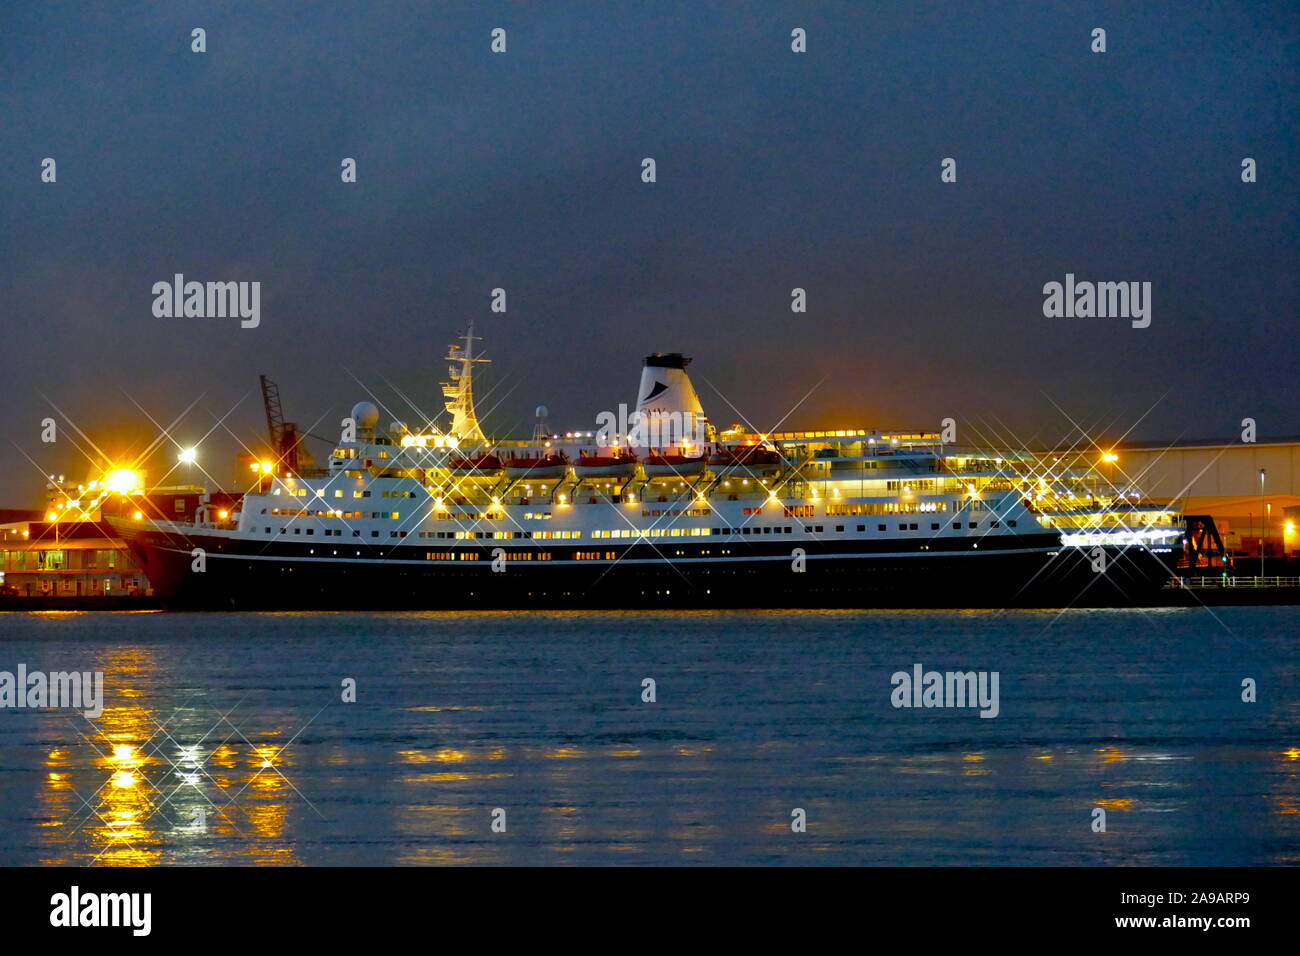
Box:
(1168, 576, 1300, 589)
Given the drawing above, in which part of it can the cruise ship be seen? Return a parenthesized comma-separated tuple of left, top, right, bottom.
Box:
(112, 329, 1182, 609)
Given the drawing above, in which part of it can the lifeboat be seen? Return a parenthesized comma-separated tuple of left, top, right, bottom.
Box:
(707, 445, 783, 475)
(573, 449, 638, 479)
(642, 452, 708, 477)
(448, 454, 503, 475)
(503, 451, 569, 479)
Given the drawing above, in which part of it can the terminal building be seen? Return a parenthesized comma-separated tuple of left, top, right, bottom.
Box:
(1035, 437, 1299, 563)
(0, 473, 206, 600)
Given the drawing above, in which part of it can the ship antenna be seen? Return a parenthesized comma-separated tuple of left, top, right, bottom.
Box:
(443, 320, 491, 444)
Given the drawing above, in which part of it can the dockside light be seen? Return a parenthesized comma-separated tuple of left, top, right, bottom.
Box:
(104, 469, 143, 495)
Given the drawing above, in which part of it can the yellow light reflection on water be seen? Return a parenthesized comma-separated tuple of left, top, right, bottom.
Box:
(1095, 798, 1135, 810)
(35, 646, 302, 866)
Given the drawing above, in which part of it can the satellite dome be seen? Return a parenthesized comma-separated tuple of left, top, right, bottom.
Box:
(535, 405, 549, 418)
(351, 402, 379, 430)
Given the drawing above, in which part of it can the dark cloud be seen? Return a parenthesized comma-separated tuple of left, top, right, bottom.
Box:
(1, 1, 1295, 501)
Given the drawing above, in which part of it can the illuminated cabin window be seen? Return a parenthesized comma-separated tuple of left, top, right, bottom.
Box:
(826, 502, 948, 516)
(887, 479, 937, 492)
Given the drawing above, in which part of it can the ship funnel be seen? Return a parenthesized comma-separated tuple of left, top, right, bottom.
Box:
(632, 353, 711, 450)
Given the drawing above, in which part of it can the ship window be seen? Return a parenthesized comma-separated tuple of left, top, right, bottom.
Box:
(265, 527, 270, 533)
(1009, 520, 1017, 527)
(763, 527, 771, 534)
(371, 531, 379, 537)
(878, 524, 885, 531)
(931, 523, 940, 530)
(335, 490, 343, 497)
(353, 530, 361, 537)
(293, 528, 300, 534)
(390, 532, 398, 538)
(835, 525, 844, 532)
(280, 528, 286, 534)
(991, 521, 1000, 528)
(952, 522, 960, 529)
(306, 528, 314, 535)
(969, 523, 977, 529)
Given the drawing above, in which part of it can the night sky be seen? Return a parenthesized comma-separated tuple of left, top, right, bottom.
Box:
(2, 1, 1296, 503)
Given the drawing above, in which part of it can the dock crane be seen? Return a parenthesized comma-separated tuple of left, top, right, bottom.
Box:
(259, 375, 318, 475)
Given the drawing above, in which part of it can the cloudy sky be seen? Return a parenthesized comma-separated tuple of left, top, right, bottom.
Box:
(1, 1, 1295, 502)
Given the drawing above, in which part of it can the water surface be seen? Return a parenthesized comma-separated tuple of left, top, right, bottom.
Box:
(0, 607, 1296, 865)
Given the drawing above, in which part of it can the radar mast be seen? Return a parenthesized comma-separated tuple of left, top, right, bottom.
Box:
(443, 321, 490, 444)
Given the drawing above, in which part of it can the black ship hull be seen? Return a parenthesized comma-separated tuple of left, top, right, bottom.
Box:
(116, 523, 1178, 610)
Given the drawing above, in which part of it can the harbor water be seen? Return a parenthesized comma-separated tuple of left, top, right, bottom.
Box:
(0, 607, 1296, 865)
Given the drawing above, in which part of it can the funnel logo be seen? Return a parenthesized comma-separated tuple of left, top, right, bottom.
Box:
(596, 352, 713, 448)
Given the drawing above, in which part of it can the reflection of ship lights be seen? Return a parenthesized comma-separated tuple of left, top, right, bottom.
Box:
(1061, 529, 1181, 547)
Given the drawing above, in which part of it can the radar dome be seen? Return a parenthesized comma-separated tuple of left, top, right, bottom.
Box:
(351, 402, 379, 430)
(535, 405, 549, 418)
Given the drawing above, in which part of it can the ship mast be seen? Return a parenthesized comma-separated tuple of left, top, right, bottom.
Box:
(442, 321, 490, 444)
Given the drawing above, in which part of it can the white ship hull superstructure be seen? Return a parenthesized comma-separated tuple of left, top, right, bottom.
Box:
(115, 338, 1182, 609)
